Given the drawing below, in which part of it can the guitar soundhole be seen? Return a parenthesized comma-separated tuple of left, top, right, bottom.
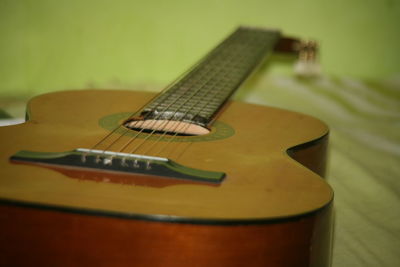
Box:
(99, 112, 234, 142)
(123, 118, 210, 136)
(125, 125, 195, 137)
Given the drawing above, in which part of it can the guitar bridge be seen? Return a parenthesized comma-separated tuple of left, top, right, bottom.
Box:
(9, 149, 225, 184)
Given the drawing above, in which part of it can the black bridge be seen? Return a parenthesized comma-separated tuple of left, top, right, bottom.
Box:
(10, 149, 225, 183)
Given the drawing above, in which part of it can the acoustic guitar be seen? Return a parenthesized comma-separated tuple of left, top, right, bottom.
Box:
(0, 27, 333, 267)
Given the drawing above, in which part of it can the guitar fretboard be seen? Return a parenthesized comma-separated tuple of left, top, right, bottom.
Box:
(140, 27, 280, 127)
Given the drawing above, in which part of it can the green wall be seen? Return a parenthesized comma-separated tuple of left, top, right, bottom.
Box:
(1, 0, 399, 97)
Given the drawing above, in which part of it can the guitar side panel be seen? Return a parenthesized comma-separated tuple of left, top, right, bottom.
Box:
(288, 133, 329, 178)
(0, 202, 332, 267)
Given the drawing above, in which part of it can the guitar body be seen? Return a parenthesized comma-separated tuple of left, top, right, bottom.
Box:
(0, 89, 333, 267)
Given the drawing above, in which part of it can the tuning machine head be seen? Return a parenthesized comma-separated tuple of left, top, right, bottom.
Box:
(275, 37, 321, 78)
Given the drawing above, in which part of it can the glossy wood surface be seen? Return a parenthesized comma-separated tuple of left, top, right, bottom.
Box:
(0, 90, 332, 221)
(0, 203, 332, 267)
(0, 89, 333, 266)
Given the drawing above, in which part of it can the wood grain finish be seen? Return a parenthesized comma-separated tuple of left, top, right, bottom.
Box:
(0, 90, 332, 220)
(288, 134, 329, 178)
(0, 203, 332, 267)
(0, 90, 333, 266)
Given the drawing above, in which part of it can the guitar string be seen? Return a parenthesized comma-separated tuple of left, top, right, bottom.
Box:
(84, 29, 271, 168)
(95, 30, 242, 162)
(82, 80, 178, 161)
(152, 33, 276, 160)
(125, 38, 242, 156)
(108, 32, 245, 159)
(85, 31, 238, 161)
(151, 74, 235, 158)
(93, 73, 194, 158)
(134, 32, 270, 160)
(83, 29, 244, 161)
(145, 38, 258, 158)
(138, 68, 231, 157)
(126, 73, 218, 155)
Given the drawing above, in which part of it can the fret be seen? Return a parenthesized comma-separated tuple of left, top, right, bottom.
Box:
(139, 27, 280, 127)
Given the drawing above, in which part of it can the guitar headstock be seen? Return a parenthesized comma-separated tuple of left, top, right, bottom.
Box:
(275, 36, 321, 77)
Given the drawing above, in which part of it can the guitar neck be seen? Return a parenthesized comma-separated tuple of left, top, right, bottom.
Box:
(140, 27, 281, 127)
